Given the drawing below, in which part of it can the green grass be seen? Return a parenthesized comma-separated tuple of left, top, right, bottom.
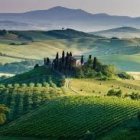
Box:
(0, 96, 139, 139)
(0, 66, 64, 86)
(70, 79, 140, 96)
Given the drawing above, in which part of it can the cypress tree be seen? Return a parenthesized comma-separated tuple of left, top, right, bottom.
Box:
(46, 57, 50, 65)
(62, 51, 65, 63)
(87, 55, 92, 67)
(44, 58, 46, 65)
(70, 52, 72, 57)
(55, 52, 59, 70)
(81, 55, 84, 65)
(65, 52, 69, 69)
(56, 52, 59, 60)
(89, 55, 92, 60)
(93, 57, 97, 69)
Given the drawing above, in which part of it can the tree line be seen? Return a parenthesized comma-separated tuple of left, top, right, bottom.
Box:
(43, 51, 100, 77)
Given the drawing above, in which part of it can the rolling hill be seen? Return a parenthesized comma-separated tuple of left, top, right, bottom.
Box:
(0, 29, 140, 73)
(93, 27, 140, 38)
(1, 6, 140, 31)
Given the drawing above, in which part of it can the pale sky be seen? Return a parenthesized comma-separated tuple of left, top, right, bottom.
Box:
(0, 0, 139, 17)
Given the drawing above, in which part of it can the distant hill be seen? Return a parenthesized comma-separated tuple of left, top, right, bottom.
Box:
(1, 6, 140, 31)
(0, 28, 99, 41)
(92, 27, 140, 38)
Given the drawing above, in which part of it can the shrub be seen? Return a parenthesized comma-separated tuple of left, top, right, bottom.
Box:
(42, 82, 50, 88)
(0, 84, 5, 88)
(36, 83, 42, 88)
(7, 84, 13, 88)
(107, 89, 122, 97)
(29, 83, 35, 88)
(101, 65, 117, 77)
(14, 83, 20, 88)
(21, 83, 27, 88)
(129, 92, 140, 100)
(118, 72, 133, 79)
(58, 78, 65, 87)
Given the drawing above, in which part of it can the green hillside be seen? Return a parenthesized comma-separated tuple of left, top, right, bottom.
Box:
(0, 66, 64, 87)
(0, 96, 139, 139)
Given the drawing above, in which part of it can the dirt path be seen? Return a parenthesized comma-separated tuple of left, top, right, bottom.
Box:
(65, 78, 79, 94)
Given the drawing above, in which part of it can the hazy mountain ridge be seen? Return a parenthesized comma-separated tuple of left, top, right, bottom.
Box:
(0, 6, 140, 31)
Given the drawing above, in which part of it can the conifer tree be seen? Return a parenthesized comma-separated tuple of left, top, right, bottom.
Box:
(81, 55, 84, 65)
(62, 51, 65, 62)
(87, 55, 92, 67)
(93, 57, 97, 69)
(55, 52, 59, 70)
(56, 52, 59, 60)
(70, 52, 72, 57)
(46, 57, 50, 65)
(89, 55, 92, 60)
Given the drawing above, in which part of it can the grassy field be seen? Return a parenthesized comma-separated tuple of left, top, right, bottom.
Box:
(70, 79, 140, 96)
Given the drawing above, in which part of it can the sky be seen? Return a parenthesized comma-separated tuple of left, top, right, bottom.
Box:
(0, 0, 140, 17)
